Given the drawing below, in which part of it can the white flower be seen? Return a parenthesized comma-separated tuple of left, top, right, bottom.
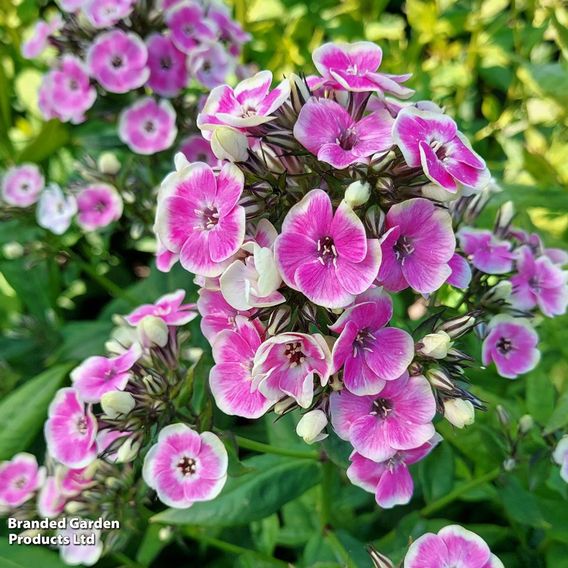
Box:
(36, 183, 77, 235)
(296, 410, 328, 444)
(443, 399, 475, 428)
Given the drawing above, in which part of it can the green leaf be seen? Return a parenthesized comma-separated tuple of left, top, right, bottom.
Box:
(0, 363, 73, 460)
(136, 524, 171, 567)
(526, 372, 555, 424)
(0, 537, 67, 568)
(152, 454, 321, 527)
(417, 443, 455, 503)
(500, 476, 549, 529)
(16, 120, 70, 163)
(54, 321, 114, 362)
(544, 391, 568, 435)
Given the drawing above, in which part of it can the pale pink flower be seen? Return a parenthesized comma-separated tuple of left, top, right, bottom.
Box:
(37, 476, 67, 518)
(146, 34, 188, 97)
(36, 184, 77, 235)
(457, 227, 515, 274)
(165, 1, 216, 54)
(125, 289, 197, 327)
(0, 453, 44, 509)
(76, 183, 123, 231)
(21, 15, 63, 59)
(179, 135, 218, 166)
(142, 423, 228, 508)
(83, 0, 135, 28)
(1, 163, 44, 207)
(58, 526, 103, 567)
(208, 4, 250, 57)
(189, 43, 234, 89)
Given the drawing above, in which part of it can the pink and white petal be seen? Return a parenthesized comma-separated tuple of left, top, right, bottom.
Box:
(197, 432, 228, 480)
(346, 452, 384, 493)
(297, 259, 355, 309)
(234, 70, 272, 106)
(419, 142, 458, 192)
(343, 355, 386, 396)
(317, 144, 362, 169)
(158, 423, 202, 456)
(484, 555, 505, 568)
(216, 163, 244, 215)
(365, 327, 414, 381)
(335, 239, 382, 295)
(155, 196, 198, 253)
(444, 158, 491, 191)
(208, 206, 246, 263)
(538, 283, 568, 317)
(439, 525, 491, 568)
(154, 470, 192, 508)
(280, 189, 333, 240)
(395, 375, 437, 423)
(403, 533, 447, 568)
(113, 343, 142, 372)
(392, 108, 432, 167)
(378, 230, 407, 292)
(449, 133, 486, 170)
(257, 79, 291, 116)
(331, 200, 367, 262)
(183, 473, 226, 503)
(331, 321, 359, 372)
(274, 231, 317, 289)
(366, 72, 415, 98)
(329, 390, 374, 440)
(312, 42, 352, 77)
(384, 418, 436, 453)
(211, 327, 257, 364)
(447, 253, 472, 289)
(349, 415, 396, 462)
(375, 462, 414, 508)
(402, 255, 452, 294)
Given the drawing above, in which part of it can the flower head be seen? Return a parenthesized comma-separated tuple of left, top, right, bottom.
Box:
(165, 1, 216, 54)
(36, 184, 77, 235)
(45, 388, 98, 468)
(83, 0, 135, 28)
(87, 30, 149, 93)
(378, 198, 455, 293)
(457, 228, 515, 274)
(189, 43, 234, 89)
(146, 34, 188, 97)
(393, 107, 489, 192)
(143, 423, 228, 508)
(125, 289, 197, 327)
(274, 189, 382, 308)
(330, 374, 436, 462)
(1, 164, 44, 207)
(330, 288, 414, 396)
(0, 453, 44, 509)
(481, 315, 540, 379)
(155, 156, 246, 277)
(294, 98, 393, 169)
(207, 4, 250, 57)
(118, 97, 178, 155)
(76, 184, 123, 231)
(21, 16, 62, 59)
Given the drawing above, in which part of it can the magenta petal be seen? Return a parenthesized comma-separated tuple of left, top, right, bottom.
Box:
(365, 327, 414, 381)
(274, 231, 317, 289)
(350, 415, 396, 462)
(447, 253, 472, 289)
(419, 141, 458, 192)
(331, 320, 359, 372)
(329, 390, 374, 440)
(296, 260, 355, 309)
(280, 189, 333, 242)
(402, 254, 452, 294)
(331, 200, 367, 262)
(208, 206, 246, 262)
(439, 525, 491, 567)
(344, 354, 386, 396)
(346, 452, 384, 493)
(404, 533, 447, 568)
(335, 239, 382, 295)
(375, 462, 414, 508)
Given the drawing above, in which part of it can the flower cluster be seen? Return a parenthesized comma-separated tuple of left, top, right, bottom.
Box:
(23, 0, 250, 154)
(0, 290, 228, 565)
(154, 41, 568, 509)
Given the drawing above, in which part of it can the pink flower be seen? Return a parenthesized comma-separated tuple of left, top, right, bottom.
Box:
(210, 317, 275, 418)
(87, 30, 149, 94)
(393, 107, 489, 192)
(312, 41, 413, 97)
(118, 97, 177, 155)
(252, 332, 332, 408)
(58, 526, 103, 567)
(378, 198, 455, 294)
(481, 315, 540, 379)
(208, 4, 250, 57)
(330, 374, 436, 462)
(179, 134, 218, 166)
(21, 16, 62, 59)
(553, 436, 568, 483)
(197, 70, 290, 136)
(70, 343, 142, 403)
(83, 0, 135, 28)
(447, 253, 472, 289)
(146, 34, 188, 97)
(330, 288, 414, 396)
(38, 56, 97, 124)
(165, 1, 216, 54)
(197, 288, 261, 343)
(142, 423, 228, 509)
(293, 98, 393, 169)
(457, 228, 515, 274)
(1, 164, 44, 207)
(347, 435, 440, 508)
(0, 453, 44, 509)
(37, 476, 67, 518)
(155, 156, 246, 277)
(510, 246, 568, 317)
(38, 465, 94, 518)
(189, 44, 234, 89)
(274, 189, 382, 309)
(45, 388, 98, 469)
(404, 525, 504, 568)
(76, 183, 123, 231)
(36, 184, 77, 235)
(125, 289, 197, 326)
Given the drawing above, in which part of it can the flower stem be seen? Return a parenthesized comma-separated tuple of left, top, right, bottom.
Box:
(235, 435, 320, 461)
(419, 467, 501, 517)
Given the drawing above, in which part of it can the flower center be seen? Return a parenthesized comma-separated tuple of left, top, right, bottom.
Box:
(201, 205, 220, 230)
(353, 328, 375, 357)
(68, 79, 79, 91)
(21, 183, 29, 192)
(371, 397, 392, 419)
(346, 63, 359, 75)
(529, 276, 541, 292)
(337, 128, 358, 150)
(317, 236, 338, 266)
(241, 104, 257, 118)
(183, 24, 195, 37)
(160, 57, 172, 70)
(177, 456, 197, 476)
(284, 341, 306, 368)
(94, 200, 107, 213)
(496, 337, 513, 355)
(144, 121, 155, 134)
(393, 235, 415, 262)
(77, 416, 88, 436)
(14, 477, 27, 489)
(111, 55, 123, 69)
(430, 139, 448, 160)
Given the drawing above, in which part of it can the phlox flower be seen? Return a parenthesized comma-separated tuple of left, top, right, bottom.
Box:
(208, 4, 251, 57)
(179, 135, 218, 166)
(38, 55, 97, 124)
(45, 388, 98, 469)
(210, 317, 275, 418)
(118, 97, 178, 155)
(330, 288, 414, 396)
(404, 525, 504, 568)
(0, 453, 44, 510)
(36, 184, 77, 235)
(70, 343, 142, 403)
(197, 70, 291, 136)
(447, 252, 472, 289)
(252, 332, 332, 408)
(146, 34, 188, 97)
(553, 436, 568, 483)
(142, 423, 228, 509)
(76, 184, 123, 231)
(457, 227, 515, 275)
(165, 1, 217, 54)
(481, 315, 540, 379)
(378, 198, 455, 294)
(155, 155, 246, 277)
(312, 41, 413, 97)
(58, 526, 103, 567)
(1, 163, 44, 207)
(156, 235, 180, 273)
(293, 98, 393, 169)
(87, 30, 149, 94)
(83, 0, 135, 28)
(510, 246, 568, 317)
(274, 189, 382, 309)
(330, 374, 436, 462)
(347, 434, 441, 508)
(189, 43, 234, 89)
(393, 107, 489, 192)
(125, 289, 197, 327)
(38, 476, 67, 518)
(21, 15, 62, 59)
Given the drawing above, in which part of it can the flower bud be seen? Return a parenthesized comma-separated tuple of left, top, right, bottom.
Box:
(443, 398, 475, 428)
(65, 501, 87, 515)
(101, 391, 135, 419)
(267, 306, 292, 336)
(426, 368, 454, 391)
(494, 200, 515, 236)
(416, 331, 452, 359)
(159, 527, 173, 542)
(364, 205, 385, 238)
(274, 397, 297, 415)
(344, 180, 370, 208)
(481, 281, 512, 306)
(436, 314, 477, 339)
(519, 414, 534, 434)
(116, 436, 141, 463)
(2, 242, 24, 259)
(211, 126, 248, 162)
(422, 182, 460, 202)
(496, 404, 510, 427)
(503, 457, 516, 472)
(137, 315, 168, 348)
(97, 152, 121, 175)
(368, 546, 395, 568)
(296, 410, 328, 444)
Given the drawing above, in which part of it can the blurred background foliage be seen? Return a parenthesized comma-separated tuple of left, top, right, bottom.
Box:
(0, 0, 568, 566)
